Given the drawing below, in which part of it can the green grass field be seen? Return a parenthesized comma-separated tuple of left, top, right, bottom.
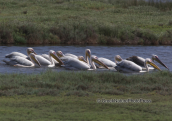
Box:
(0, 0, 172, 45)
(0, 70, 172, 120)
(1, 94, 172, 121)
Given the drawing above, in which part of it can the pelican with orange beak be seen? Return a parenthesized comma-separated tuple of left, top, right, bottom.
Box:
(3, 53, 41, 67)
(85, 49, 117, 69)
(56, 51, 87, 63)
(5, 47, 36, 60)
(24, 49, 63, 67)
(115, 55, 161, 73)
(126, 54, 169, 70)
(31, 50, 64, 67)
(60, 54, 109, 70)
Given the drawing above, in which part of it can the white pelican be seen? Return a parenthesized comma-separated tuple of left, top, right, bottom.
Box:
(85, 49, 117, 69)
(126, 54, 169, 70)
(5, 48, 36, 60)
(56, 51, 87, 63)
(60, 55, 109, 70)
(34, 50, 64, 67)
(41, 54, 59, 65)
(5, 52, 27, 58)
(17, 49, 63, 67)
(85, 49, 111, 69)
(94, 57, 117, 68)
(3, 53, 41, 67)
(114, 55, 161, 73)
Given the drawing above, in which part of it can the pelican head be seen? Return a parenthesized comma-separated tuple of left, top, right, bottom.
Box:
(115, 55, 123, 63)
(27, 48, 37, 55)
(152, 54, 169, 70)
(91, 55, 109, 69)
(56, 51, 64, 57)
(29, 53, 41, 66)
(85, 49, 91, 58)
(49, 50, 64, 65)
(78, 56, 87, 63)
(145, 58, 161, 71)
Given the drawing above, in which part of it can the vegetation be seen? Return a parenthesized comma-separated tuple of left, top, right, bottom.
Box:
(1, 94, 172, 120)
(0, 70, 172, 120)
(0, 0, 172, 45)
(0, 70, 172, 96)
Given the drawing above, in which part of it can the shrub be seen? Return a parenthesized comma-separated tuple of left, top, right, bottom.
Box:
(13, 33, 27, 44)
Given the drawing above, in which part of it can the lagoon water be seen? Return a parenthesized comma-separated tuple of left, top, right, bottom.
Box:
(0, 45, 171, 74)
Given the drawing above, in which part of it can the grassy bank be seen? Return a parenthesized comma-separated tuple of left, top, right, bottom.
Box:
(0, 0, 172, 45)
(1, 94, 172, 120)
(0, 70, 172, 96)
(0, 71, 172, 120)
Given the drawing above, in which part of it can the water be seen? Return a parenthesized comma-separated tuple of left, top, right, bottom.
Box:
(0, 45, 171, 74)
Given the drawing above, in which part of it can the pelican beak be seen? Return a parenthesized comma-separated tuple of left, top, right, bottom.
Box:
(30, 54, 41, 67)
(56, 51, 64, 57)
(78, 56, 87, 63)
(147, 61, 161, 71)
(50, 52, 64, 65)
(92, 58, 109, 69)
(154, 56, 169, 70)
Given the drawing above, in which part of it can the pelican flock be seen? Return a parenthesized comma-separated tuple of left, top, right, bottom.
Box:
(2, 47, 169, 73)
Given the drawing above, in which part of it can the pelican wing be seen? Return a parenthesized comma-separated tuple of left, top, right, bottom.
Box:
(64, 53, 78, 58)
(3, 56, 33, 66)
(60, 56, 74, 61)
(41, 54, 58, 64)
(35, 55, 51, 65)
(115, 60, 142, 73)
(5, 52, 28, 58)
(61, 57, 90, 70)
(98, 57, 117, 67)
(126, 56, 145, 67)
(3, 59, 19, 66)
(41, 54, 49, 60)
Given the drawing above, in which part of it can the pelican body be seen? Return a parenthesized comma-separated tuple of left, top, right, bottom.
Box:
(85, 49, 117, 69)
(22, 49, 64, 67)
(5, 52, 28, 59)
(5, 48, 36, 60)
(126, 54, 169, 70)
(3, 53, 41, 67)
(61, 56, 90, 70)
(35, 50, 64, 67)
(84, 49, 109, 70)
(96, 57, 117, 68)
(41, 54, 58, 64)
(56, 51, 87, 63)
(115, 56, 161, 73)
(61, 52, 109, 70)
